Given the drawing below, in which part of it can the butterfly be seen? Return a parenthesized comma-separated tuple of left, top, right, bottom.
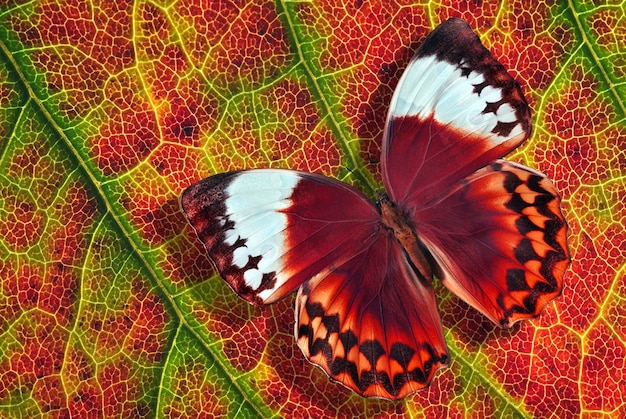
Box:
(180, 18, 570, 400)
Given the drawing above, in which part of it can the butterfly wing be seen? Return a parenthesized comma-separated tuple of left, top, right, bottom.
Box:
(413, 161, 569, 326)
(181, 170, 449, 398)
(181, 169, 378, 305)
(381, 18, 569, 327)
(381, 18, 531, 205)
(295, 231, 448, 400)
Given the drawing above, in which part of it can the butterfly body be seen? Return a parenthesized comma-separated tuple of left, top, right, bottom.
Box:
(378, 194, 433, 282)
(181, 18, 569, 400)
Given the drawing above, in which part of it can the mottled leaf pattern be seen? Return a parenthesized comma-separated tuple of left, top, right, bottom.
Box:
(0, 1, 623, 417)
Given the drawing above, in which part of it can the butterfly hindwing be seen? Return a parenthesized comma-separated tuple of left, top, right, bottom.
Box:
(295, 231, 448, 400)
(413, 160, 569, 326)
(382, 18, 532, 206)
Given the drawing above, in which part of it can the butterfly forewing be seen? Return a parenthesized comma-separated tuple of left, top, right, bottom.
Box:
(181, 169, 380, 304)
(381, 18, 532, 206)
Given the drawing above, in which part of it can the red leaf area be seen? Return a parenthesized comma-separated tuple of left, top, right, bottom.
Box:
(0, 140, 170, 415)
(1, 0, 625, 417)
(544, 60, 626, 414)
(165, 363, 229, 418)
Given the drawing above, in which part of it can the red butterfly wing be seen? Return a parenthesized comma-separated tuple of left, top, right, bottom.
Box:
(381, 18, 531, 206)
(293, 223, 448, 400)
(381, 18, 569, 327)
(181, 170, 377, 304)
(181, 170, 449, 398)
(414, 161, 569, 326)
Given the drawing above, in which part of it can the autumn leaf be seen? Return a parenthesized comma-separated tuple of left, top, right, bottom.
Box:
(0, 0, 624, 417)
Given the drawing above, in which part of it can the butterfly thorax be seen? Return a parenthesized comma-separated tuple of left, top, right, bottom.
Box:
(378, 195, 433, 282)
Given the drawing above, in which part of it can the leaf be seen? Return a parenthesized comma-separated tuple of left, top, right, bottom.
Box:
(0, 1, 624, 417)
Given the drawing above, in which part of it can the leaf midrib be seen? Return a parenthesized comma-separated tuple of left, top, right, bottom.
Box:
(278, 0, 380, 193)
(568, 0, 626, 117)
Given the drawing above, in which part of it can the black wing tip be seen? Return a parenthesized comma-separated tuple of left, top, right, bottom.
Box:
(439, 17, 473, 31)
(417, 18, 479, 59)
(180, 171, 241, 216)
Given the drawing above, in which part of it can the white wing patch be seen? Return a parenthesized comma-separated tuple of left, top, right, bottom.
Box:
(223, 170, 299, 292)
(389, 55, 524, 143)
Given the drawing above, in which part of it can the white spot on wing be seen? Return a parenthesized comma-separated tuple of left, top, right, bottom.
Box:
(467, 71, 485, 85)
(496, 102, 517, 123)
(257, 284, 278, 302)
(232, 246, 250, 267)
(388, 55, 521, 145)
(244, 269, 262, 289)
(479, 85, 502, 102)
